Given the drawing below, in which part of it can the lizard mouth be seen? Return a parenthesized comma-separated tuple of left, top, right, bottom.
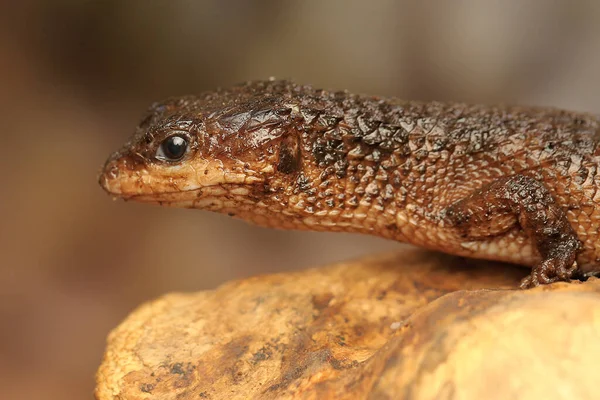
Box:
(118, 189, 204, 203)
(100, 170, 232, 204)
(99, 156, 259, 211)
(99, 154, 247, 197)
(113, 187, 253, 212)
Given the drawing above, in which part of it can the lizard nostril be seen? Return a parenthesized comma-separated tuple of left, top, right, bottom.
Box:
(107, 163, 120, 179)
(99, 159, 123, 194)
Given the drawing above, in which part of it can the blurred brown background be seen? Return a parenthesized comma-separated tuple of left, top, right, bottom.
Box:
(1, 1, 600, 399)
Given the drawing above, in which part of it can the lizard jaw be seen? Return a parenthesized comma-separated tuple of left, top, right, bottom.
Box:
(99, 154, 252, 197)
(99, 153, 265, 211)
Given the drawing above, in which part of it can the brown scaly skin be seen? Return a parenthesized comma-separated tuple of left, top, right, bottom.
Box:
(99, 79, 600, 288)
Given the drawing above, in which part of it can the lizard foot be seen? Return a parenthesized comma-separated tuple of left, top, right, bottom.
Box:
(519, 258, 579, 289)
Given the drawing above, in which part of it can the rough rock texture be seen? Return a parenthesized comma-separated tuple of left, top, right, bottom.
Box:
(95, 249, 600, 400)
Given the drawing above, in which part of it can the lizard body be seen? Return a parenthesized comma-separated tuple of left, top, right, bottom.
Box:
(100, 79, 600, 287)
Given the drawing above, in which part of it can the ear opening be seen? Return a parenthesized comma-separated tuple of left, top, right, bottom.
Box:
(276, 133, 301, 174)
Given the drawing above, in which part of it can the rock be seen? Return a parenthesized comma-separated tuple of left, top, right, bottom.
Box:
(95, 249, 600, 400)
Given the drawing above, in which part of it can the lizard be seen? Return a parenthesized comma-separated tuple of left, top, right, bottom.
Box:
(99, 79, 600, 288)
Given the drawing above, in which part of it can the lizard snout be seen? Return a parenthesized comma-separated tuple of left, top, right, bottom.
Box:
(99, 157, 125, 195)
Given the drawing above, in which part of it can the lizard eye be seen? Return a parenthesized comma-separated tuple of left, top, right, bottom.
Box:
(156, 135, 189, 162)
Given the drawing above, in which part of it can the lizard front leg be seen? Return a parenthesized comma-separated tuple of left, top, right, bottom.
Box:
(444, 174, 582, 288)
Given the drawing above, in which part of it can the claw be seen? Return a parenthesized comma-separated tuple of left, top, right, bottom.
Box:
(519, 275, 535, 289)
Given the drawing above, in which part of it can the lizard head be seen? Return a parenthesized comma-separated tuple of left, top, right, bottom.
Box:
(99, 80, 319, 227)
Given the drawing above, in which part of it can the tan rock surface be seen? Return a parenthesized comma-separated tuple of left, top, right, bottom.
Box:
(95, 249, 600, 400)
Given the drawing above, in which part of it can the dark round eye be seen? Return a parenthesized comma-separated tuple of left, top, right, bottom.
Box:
(156, 135, 188, 161)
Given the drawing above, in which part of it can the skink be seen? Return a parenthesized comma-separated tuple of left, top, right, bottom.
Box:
(100, 79, 600, 288)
